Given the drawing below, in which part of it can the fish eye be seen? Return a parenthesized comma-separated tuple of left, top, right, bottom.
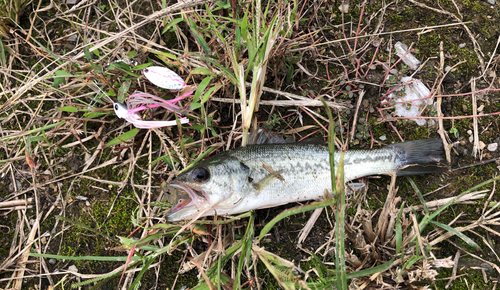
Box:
(191, 168, 210, 183)
(114, 104, 118, 110)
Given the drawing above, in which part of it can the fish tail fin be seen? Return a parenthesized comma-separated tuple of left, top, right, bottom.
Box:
(388, 138, 449, 176)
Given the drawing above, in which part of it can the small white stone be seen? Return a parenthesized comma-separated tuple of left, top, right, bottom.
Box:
(467, 130, 472, 135)
(477, 104, 484, 112)
(67, 35, 78, 42)
(338, 3, 349, 13)
(488, 143, 498, 152)
(487, 0, 495, 5)
(68, 265, 78, 273)
(469, 136, 474, 143)
(379, 135, 387, 141)
(445, 66, 452, 73)
(459, 43, 466, 48)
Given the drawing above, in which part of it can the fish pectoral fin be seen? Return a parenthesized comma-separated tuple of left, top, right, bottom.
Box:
(251, 170, 285, 195)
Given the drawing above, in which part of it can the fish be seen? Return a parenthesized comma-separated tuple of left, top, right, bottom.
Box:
(165, 138, 447, 221)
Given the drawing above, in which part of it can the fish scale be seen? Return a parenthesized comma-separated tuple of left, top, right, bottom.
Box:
(166, 139, 447, 221)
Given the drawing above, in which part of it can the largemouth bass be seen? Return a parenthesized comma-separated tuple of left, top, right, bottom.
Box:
(166, 138, 446, 221)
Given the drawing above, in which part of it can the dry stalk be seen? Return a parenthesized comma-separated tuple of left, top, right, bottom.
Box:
(349, 90, 366, 141)
(358, 209, 376, 243)
(436, 41, 451, 163)
(403, 191, 487, 213)
(374, 174, 397, 238)
(471, 78, 480, 159)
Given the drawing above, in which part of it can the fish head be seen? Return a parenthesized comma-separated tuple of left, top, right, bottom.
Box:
(165, 155, 250, 221)
(113, 102, 129, 119)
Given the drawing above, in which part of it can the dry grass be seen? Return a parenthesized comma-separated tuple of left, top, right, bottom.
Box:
(0, 0, 500, 289)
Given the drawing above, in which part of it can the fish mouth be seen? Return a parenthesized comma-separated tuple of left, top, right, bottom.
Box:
(165, 182, 207, 217)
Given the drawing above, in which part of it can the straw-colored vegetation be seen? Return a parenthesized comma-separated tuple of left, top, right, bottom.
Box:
(0, 0, 500, 289)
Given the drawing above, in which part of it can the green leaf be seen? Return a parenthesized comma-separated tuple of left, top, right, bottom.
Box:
(259, 198, 335, 241)
(106, 129, 139, 146)
(187, 125, 205, 131)
(201, 85, 222, 104)
(190, 103, 202, 110)
(92, 47, 100, 57)
(107, 88, 116, 97)
(53, 70, 71, 89)
(191, 67, 214, 75)
(128, 50, 137, 59)
(162, 18, 184, 34)
(131, 62, 152, 70)
(84, 111, 107, 119)
(234, 213, 254, 289)
(241, 9, 249, 41)
(151, 51, 178, 61)
(0, 36, 7, 66)
(192, 76, 213, 104)
(84, 46, 91, 61)
(188, 17, 211, 55)
(57, 106, 78, 113)
(430, 221, 480, 250)
(117, 79, 132, 103)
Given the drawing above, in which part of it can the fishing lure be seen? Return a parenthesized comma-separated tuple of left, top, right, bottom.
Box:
(111, 66, 196, 128)
(113, 92, 190, 129)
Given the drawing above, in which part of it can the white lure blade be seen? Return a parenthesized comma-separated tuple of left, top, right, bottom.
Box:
(143, 66, 186, 90)
(129, 118, 190, 129)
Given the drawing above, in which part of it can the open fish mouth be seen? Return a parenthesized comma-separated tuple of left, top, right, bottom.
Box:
(165, 183, 207, 216)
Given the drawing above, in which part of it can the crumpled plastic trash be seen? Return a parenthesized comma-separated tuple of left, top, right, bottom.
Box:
(382, 76, 435, 126)
(394, 42, 421, 70)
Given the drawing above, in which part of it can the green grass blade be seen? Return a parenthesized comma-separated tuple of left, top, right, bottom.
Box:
(191, 76, 213, 105)
(258, 199, 335, 241)
(206, 240, 244, 277)
(163, 17, 184, 33)
(177, 145, 218, 175)
(188, 17, 211, 55)
(0, 121, 65, 143)
(320, 97, 347, 289)
(429, 220, 480, 250)
(0, 36, 7, 66)
(106, 128, 139, 147)
(419, 175, 500, 231)
(234, 212, 254, 289)
(346, 257, 395, 279)
(129, 256, 156, 289)
(407, 177, 429, 214)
